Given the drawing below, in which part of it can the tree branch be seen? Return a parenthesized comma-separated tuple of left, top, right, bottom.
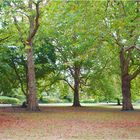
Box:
(13, 16, 25, 45)
(124, 45, 140, 52)
(120, 1, 127, 16)
(68, 66, 75, 78)
(16, 10, 29, 18)
(130, 66, 140, 80)
(10, 55, 27, 96)
(0, 36, 10, 43)
(27, 0, 42, 42)
(135, 46, 140, 51)
(61, 78, 74, 91)
(124, 46, 135, 52)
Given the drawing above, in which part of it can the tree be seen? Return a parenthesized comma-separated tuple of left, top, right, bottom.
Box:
(1, 0, 56, 107)
(105, 1, 140, 110)
(43, 1, 105, 106)
(1, 0, 139, 110)
(1, 0, 43, 111)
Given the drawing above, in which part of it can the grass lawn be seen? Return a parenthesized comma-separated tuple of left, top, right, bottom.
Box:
(0, 105, 140, 140)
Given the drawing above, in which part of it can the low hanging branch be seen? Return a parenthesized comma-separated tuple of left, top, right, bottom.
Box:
(11, 55, 27, 96)
(63, 78, 74, 91)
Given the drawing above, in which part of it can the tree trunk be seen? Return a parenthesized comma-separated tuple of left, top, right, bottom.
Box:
(12, 0, 41, 111)
(117, 98, 121, 106)
(27, 46, 39, 111)
(73, 83, 81, 107)
(116, 98, 121, 105)
(121, 75, 133, 111)
(119, 48, 134, 111)
(72, 66, 81, 107)
(25, 61, 29, 104)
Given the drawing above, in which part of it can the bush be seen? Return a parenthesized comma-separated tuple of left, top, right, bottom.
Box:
(60, 95, 72, 102)
(62, 99, 72, 103)
(14, 95, 26, 102)
(81, 99, 96, 103)
(0, 96, 20, 104)
(40, 97, 62, 103)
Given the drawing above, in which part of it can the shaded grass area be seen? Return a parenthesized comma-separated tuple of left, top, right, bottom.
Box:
(0, 106, 140, 140)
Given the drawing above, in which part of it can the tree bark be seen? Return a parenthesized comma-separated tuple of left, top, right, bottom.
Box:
(119, 48, 134, 111)
(12, 0, 41, 111)
(26, 45, 39, 111)
(25, 0, 41, 111)
(116, 98, 121, 106)
(121, 75, 133, 110)
(72, 66, 81, 107)
(73, 80, 81, 107)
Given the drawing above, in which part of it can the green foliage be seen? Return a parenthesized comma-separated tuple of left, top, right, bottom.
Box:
(131, 76, 140, 102)
(81, 99, 96, 103)
(0, 46, 19, 96)
(40, 96, 62, 103)
(0, 96, 20, 104)
(14, 94, 26, 102)
(0, 0, 140, 105)
(34, 38, 56, 78)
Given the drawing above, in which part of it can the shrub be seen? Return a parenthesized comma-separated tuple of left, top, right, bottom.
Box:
(60, 95, 72, 102)
(81, 99, 96, 103)
(0, 96, 20, 104)
(62, 99, 72, 103)
(40, 97, 62, 103)
(14, 95, 26, 102)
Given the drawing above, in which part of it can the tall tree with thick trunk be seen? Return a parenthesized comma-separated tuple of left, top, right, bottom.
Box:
(11, 0, 42, 111)
(120, 47, 140, 110)
(25, 0, 41, 111)
(44, 1, 104, 107)
(105, 1, 140, 110)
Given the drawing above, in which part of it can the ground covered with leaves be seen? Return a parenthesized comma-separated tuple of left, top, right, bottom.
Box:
(0, 106, 140, 140)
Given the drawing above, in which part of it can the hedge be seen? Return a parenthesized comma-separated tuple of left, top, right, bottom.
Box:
(80, 99, 96, 103)
(0, 96, 20, 104)
(40, 97, 62, 103)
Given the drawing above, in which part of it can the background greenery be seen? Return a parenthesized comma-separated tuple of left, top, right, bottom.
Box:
(0, 0, 139, 105)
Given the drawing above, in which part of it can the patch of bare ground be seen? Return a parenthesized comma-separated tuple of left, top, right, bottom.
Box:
(0, 106, 140, 140)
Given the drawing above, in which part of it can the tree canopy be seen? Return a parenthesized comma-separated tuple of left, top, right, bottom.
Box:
(0, 0, 140, 111)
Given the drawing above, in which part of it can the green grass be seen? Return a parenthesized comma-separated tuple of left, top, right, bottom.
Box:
(0, 105, 140, 140)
